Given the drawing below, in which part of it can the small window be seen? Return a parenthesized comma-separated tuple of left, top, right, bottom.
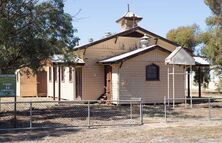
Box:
(146, 64, 159, 80)
(61, 66, 65, 82)
(69, 67, 73, 82)
(49, 67, 52, 82)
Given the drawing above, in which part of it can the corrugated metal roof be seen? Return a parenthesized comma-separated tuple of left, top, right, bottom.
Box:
(99, 45, 158, 63)
(50, 54, 84, 64)
(116, 11, 143, 23)
(165, 46, 195, 65)
(122, 11, 142, 18)
(73, 26, 180, 51)
(194, 56, 210, 65)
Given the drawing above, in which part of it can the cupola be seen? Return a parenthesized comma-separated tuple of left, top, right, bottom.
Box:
(116, 4, 143, 31)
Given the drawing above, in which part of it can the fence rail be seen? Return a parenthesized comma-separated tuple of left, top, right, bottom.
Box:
(1, 97, 222, 130)
(164, 97, 222, 122)
(0, 99, 143, 130)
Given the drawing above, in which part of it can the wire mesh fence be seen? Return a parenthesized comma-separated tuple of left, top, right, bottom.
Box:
(2, 96, 222, 130)
(90, 100, 141, 126)
(142, 102, 165, 123)
(164, 97, 222, 122)
(0, 99, 142, 130)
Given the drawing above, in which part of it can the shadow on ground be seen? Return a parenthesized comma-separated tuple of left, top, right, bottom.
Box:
(0, 103, 140, 129)
(0, 128, 80, 142)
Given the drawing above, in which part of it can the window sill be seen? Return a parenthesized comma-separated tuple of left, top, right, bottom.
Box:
(146, 79, 160, 81)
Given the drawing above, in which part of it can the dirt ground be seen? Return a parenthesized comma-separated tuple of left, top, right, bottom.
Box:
(1, 120, 222, 143)
(1, 95, 222, 143)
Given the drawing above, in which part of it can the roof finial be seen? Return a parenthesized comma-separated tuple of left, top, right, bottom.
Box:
(127, 4, 130, 12)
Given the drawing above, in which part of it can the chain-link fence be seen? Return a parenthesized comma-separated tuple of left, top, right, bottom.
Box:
(0, 99, 143, 130)
(2, 97, 221, 130)
(164, 97, 222, 122)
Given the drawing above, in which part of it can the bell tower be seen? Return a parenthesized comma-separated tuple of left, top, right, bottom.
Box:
(116, 4, 143, 31)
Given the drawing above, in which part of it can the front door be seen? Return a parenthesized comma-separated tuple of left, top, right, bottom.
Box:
(37, 71, 47, 97)
(75, 68, 82, 99)
(105, 66, 112, 100)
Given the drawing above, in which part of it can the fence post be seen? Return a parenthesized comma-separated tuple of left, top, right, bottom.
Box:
(30, 102, 32, 128)
(14, 97, 17, 128)
(164, 96, 167, 122)
(185, 96, 187, 108)
(208, 97, 211, 120)
(130, 101, 132, 121)
(139, 98, 143, 125)
(87, 101, 90, 128)
(190, 97, 193, 108)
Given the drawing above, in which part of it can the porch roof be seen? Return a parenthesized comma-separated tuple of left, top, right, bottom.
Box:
(165, 46, 195, 66)
(194, 56, 210, 66)
(50, 54, 85, 65)
(99, 45, 170, 64)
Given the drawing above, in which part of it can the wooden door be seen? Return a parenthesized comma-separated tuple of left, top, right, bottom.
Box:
(105, 66, 112, 100)
(37, 71, 47, 97)
(75, 68, 82, 99)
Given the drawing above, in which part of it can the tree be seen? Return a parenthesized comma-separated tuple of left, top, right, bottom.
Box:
(166, 24, 210, 97)
(201, 0, 222, 91)
(166, 24, 209, 79)
(0, 0, 79, 74)
(166, 24, 200, 51)
(204, 0, 222, 15)
(201, 0, 222, 66)
(193, 66, 211, 88)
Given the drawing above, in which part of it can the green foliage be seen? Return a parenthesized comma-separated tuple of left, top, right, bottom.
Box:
(201, 29, 222, 65)
(201, 0, 222, 66)
(206, 15, 222, 27)
(0, 0, 79, 74)
(201, 0, 222, 90)
(193, 66, 211, 88)
(166, 24, 200, 51)
(204, 0, 222, 16)
(166, 24, 210, 88)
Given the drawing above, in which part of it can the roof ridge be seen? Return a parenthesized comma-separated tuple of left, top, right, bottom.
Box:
(74, 26, 180, 51)
(99, 45, 171, 64)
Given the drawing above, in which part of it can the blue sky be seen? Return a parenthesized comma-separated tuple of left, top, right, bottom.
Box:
(64, 0, 212, 45)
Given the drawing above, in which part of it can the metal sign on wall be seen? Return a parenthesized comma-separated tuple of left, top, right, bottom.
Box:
(0, 74, 16, 97)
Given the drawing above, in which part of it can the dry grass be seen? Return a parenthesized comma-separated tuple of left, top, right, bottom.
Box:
(1, 95, 222, 142)
(1, 121, 222, 143)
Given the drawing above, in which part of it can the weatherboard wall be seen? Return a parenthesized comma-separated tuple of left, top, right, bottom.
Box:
(113, 49, 185, 103)
(19, 72, 37, 97)
(79, 36, 141, 100)
(47, 66, 76, 100)
(76, 34, 178, 100)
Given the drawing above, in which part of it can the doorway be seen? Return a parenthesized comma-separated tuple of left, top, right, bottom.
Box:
(75, 68, 82, 99)
(37, 71, 47, 97)
(105, 65, 112, 100)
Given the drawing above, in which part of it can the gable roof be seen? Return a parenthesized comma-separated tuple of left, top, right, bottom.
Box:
(99, 45, 170, 64)
(165, 47, 195, 65)
(74, 26, 180, 51)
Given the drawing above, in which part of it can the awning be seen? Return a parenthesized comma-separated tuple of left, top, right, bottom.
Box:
(165, 47, 195, 65)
